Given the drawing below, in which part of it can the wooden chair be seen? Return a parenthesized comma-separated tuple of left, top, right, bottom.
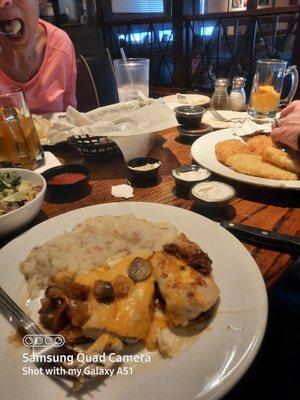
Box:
(76, 49, 119, 112)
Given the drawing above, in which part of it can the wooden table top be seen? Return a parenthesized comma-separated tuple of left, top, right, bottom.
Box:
(2, 127, 299, 288)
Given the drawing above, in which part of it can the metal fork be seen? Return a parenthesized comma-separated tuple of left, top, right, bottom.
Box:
(0, 286, 117, 390)
(209, 108, 245, 123)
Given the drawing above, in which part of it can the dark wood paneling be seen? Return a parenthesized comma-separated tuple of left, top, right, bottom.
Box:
(247, 0, 258, 10)
(63, 26, 102, 55)
(172, 0, 185, 87)
(59, 2, 300, 91)
(184, 5, 300, 20)
(99, 16, 172, 27)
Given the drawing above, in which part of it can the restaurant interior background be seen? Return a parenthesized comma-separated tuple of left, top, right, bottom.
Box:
(41, 2, 300, 398)
(40, 0, 300, 99)
(1, 1, 299, 399)
(39, 3, 300, 399)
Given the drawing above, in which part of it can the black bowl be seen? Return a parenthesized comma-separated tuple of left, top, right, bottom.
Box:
(172, 165, 211, 199)
(42, 164, 90, 195)
(172, 165, 211, 188)
(190, 181, 236, 208)
(126, 157, 161, 187)
(174, 105, 206, 130)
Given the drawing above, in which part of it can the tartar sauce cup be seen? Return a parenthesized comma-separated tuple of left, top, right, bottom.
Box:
(172, 165, 211, 188)
(172, 165, 212, 199)
(191, 181, 236, 208)
(126, 157, 161, 187)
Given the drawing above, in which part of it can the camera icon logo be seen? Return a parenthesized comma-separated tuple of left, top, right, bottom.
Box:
(23, 334, 65, 348)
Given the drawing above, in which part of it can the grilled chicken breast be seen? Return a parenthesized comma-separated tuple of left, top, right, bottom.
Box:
(152, 248, 219, 327)
(39, 232, 220, 358)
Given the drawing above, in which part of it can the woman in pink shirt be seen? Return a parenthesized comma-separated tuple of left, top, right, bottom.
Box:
(0, 0, 77, 114)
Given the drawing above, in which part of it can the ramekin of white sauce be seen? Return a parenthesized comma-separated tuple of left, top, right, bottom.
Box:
(172, 165, 211, 187)
(128, 162, 161, 172)
(191, 181, 236, 207)
(126, 157, 161, 187)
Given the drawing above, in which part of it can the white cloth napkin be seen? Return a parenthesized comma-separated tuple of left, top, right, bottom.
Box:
(232, 118, 272, 137)
(47, 100, 178, 161)
(203, 110, 274, 132)
(111, 184, 134, 199)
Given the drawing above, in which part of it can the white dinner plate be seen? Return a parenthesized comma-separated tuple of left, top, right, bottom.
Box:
(0, 202, 267, 400)
(162, 93, 211, 110)
(191, 129, 300, 190)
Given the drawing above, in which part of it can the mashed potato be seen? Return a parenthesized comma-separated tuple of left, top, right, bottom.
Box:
(20, 214, 178, 298)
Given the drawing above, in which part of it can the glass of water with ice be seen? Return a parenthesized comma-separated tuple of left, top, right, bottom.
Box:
(114, 58, 150, 102)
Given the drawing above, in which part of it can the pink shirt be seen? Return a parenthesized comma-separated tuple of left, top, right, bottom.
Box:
(0, 19, 77, 114)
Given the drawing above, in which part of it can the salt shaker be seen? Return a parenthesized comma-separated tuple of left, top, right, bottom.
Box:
(229, 77, 246, 111)
(211, 79, 229, 110)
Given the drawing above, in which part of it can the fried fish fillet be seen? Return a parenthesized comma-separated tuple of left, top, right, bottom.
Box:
(247, 135, 273, 156)
(215, 139, 251, 165)
(226, 154, 298, 180)
(262, 146, 300, 174)
(151, 251, 219, 327)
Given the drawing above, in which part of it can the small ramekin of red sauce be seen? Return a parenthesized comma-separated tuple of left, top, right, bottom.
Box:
(42, 164, 90, 195)
(48, 172, 86, 185)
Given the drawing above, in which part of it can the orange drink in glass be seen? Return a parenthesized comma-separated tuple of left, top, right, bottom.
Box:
(248, 59, 298, 119)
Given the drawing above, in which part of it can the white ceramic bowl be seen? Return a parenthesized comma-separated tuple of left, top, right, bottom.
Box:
(0, 168, 46, 237)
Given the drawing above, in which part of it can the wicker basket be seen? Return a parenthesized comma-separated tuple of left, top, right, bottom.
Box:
(67, 135, 121, 157)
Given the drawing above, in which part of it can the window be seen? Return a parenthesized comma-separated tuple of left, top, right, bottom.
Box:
(158, 29, 173, 42)
(111, 0, 164, 14)
(199, 0, 206, 14)
(200, 26, 214, 36)
(118, 30, 172, 45)
(118, 32, 154, 44)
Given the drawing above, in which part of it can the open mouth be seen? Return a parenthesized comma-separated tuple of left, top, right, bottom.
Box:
(0, 18, 24, 38)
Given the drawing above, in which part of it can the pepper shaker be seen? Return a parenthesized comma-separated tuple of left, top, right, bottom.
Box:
(211, 79, 229, 110)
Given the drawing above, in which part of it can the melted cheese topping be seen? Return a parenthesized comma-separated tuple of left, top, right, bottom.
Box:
(75, 254, 155, 340)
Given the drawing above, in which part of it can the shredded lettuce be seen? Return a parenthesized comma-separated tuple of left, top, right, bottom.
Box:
(0, 172, 40, 216)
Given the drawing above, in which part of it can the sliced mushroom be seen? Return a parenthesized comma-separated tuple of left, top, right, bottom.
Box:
(163, 243, 179, 257)
(187, 251, 212, 275)
(128, 257, 153, 282)
(39, 279, 89, 332)
(93, 280, 115, 304)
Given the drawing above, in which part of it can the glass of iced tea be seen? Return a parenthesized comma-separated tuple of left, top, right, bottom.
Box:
(248, 59, 299, 119)
(0, 88, 45, 170)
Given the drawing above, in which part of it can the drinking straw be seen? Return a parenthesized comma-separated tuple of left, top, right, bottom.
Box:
(120, 47, 134, 86)
(120, 47, 127, 63)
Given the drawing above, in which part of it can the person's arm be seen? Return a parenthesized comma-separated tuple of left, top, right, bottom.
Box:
(271, 100, 300, 151)
(63, 44, 77, 110)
